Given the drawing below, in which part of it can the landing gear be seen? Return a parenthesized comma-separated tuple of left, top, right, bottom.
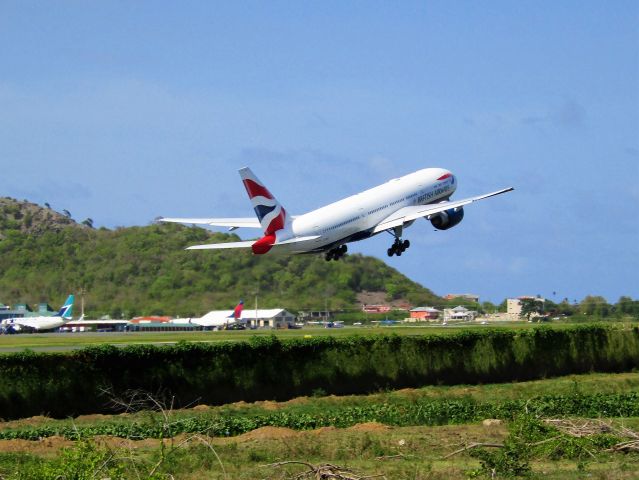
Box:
(325, 244, 348, 261)
(387, 239, 410, 257)
(386, 226, 410, 257)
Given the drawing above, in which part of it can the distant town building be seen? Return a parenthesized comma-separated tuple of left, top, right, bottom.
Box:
(298, 310, 334, 321)
(36, 303, 56, 315)
(443, 306, 477, 322)
(63, 319, 129, 332)
(362, 304, 392, 313)
(129, 316, 173, 324)
(443, 294, 480, 303)
(241, 309, 297, 329)
(126, 322, 202, 332)
(507, 297, 546, 318)
(0, 302, 35, 320)
(408, 307, 441, 321)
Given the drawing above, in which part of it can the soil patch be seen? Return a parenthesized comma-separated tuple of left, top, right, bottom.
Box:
(75, 413, 114, 423)
(0, 415, 52, 429)
(236, 426, 300, 441)
(310, 426, 338, 435)
(347, 422, 391, 432)
(191, 404, 210, 412)
(0, 436, 73, 454)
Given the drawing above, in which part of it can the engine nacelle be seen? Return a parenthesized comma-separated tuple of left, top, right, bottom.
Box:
(430, 207, 464, 230)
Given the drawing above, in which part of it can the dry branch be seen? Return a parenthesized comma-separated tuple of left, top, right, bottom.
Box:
(442, 442, 504, 459)
(264, 460, 385, 480)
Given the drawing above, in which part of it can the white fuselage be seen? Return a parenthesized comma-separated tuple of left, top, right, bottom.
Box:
(1, 315, 68, 332)
(279, 168, 456, 253)
(185, 310, 239, 328)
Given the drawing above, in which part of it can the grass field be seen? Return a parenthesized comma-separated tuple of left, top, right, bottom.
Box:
(0, 372, 638, 479)
(0, 321, 606, 352)
(3, 422, 638, 479)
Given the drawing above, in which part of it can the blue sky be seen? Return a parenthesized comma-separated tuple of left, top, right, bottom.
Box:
(1, 1, 637, 303)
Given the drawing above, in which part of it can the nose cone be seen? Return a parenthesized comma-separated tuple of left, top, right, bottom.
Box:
(435, 169, 456, 193)
(436, 170, 454, 181)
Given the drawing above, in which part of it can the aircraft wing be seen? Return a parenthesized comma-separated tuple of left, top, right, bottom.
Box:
(159, 217, 262, 229)
(185, 235, 321, 250)
(372, 187, 514, 234)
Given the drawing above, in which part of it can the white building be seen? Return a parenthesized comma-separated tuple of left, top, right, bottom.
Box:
(180, 308, 297, 329)
(443, 306, 477, 322)
(507, 297, 545, 319)
(242, 309, 297, 329)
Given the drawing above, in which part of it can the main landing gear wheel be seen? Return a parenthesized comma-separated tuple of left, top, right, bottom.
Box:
(325, 244, 348, 261)
(387, 239, 410, 257)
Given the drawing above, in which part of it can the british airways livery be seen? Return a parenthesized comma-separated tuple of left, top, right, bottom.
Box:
(161, 167, 513, 261)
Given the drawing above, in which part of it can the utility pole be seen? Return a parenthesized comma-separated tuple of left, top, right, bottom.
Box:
(253, 283, 259, 328)
(78, 287, 86, 318)
(325, 297, 328, 322)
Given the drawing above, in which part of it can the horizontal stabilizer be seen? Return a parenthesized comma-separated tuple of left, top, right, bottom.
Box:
(186, 241, 255, 250)
(160, 217, 262, 228)
(186, 235, 321, 251)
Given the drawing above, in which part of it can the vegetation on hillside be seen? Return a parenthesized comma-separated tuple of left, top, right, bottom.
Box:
(0, 197, 440, 316)
(2, 197, 636, 319)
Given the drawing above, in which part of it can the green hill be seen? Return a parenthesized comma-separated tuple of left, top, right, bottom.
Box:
(0, 197, 440, 317)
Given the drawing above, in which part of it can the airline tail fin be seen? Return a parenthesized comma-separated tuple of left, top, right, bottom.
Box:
(227, 300, 244, 320)
(239, 167, 288, 236)
(57, 295, 74, 319)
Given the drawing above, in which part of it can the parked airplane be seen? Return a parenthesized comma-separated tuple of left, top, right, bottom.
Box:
(180, 300, 245, 329)
(161, 167, 513, 261)
(307, 320, 345, 328)
(0, 295, 74, 333)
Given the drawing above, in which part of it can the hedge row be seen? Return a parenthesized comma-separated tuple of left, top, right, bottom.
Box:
(0, 325, 637, 420)
(1, 392, 637, 440)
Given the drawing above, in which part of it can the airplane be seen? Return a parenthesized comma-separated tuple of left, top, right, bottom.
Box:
(179, 300, 246, 329)
(306, 320, 345, 328)
(371, 319, 402, 326)
(0, 295, 74, 333)
(160, 167, 513, 261)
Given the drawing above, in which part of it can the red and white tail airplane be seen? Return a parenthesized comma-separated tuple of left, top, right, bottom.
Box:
(160, 167, 513, 261)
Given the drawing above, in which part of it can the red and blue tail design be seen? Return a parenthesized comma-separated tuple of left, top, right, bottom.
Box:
(239, 167, 288, 254)
(227, 300, 244, 320)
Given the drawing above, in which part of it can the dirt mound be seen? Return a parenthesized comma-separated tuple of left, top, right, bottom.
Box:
(347, 422, 391, 432)
(0, 415, 52, 429)
(310, 426, 338, 435)
(256, 400, 280, 411)
(0, 436, 73, 454)
(232, 396, 311, 412)
(236, 426, 300, 441)
(191, 404, 210, 411)
(75, 413, 113, 423)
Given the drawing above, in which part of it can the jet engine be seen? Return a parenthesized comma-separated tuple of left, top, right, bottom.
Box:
(430, 207, 464, 230)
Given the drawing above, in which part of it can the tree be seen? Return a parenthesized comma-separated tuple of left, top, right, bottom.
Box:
(579, 296, 610, 317)
(519, 298, 544, 322)
(480, 301, 497, 314)
(615, 296, 639, 318)
(62, 209, 72, 218)
(81, 218, 94, 229)
(497, 299, 508, 313)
